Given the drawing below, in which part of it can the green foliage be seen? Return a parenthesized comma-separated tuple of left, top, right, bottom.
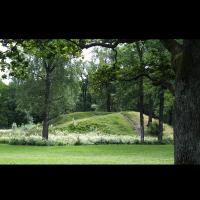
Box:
(0, 132, 173, 146)
(68, 120, 107, 133)
(146, 121, 160, 136)
(0, 39, 176, 142)
(0, 81, 29, 128)
(88, 48, 117, 111)
(15, 57, 80, 123)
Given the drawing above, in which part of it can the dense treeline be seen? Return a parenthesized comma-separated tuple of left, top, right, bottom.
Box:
(0, 40, 174, 131)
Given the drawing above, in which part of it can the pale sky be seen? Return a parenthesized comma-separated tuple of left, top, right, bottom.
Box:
(82, 48, 94, 62)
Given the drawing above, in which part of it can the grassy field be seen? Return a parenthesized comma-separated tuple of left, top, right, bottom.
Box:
(0, 144, 174, 164)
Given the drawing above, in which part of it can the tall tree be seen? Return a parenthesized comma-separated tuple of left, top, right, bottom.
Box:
(161, 39, 200, 164)
(0, 39, 81, 139)
(135, 41, 145, 143)
(158, 87, 164, 143)
(88, 48, 116, 112)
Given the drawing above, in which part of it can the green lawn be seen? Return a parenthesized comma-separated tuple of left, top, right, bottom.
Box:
(0, 144, 174, 164)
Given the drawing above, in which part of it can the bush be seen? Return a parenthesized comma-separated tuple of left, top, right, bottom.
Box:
(146, 122, 160, 136)
(0, 128, 173, 146)
(68, 121, 110, 133)
(74, 136, 82, 145)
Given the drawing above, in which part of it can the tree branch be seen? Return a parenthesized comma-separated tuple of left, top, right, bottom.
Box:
(51, 96, 64, 102)
(160, 39, 183, 55)
(120, 73, 175, 94)
(67, 39, 141, 50)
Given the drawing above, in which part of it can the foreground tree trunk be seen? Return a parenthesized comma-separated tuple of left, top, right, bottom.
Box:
(168, 109, 173, 125)
(173, 40, 200, 164)
(158, 88, 164, 143)
(139, 76, 145, 143)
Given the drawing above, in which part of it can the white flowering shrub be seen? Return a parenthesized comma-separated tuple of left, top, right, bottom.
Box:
(0, 127, 173, 146)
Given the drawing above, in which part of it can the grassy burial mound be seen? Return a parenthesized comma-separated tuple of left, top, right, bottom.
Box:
(0, 111, 173, 146)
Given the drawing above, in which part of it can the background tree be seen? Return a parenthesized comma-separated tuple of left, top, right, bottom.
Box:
(15, 57, 80, 124)
(88, 47, 117, 112)
(0, 39, 81, 139)
(75, 60, 92, 112)
(0, 80, 29, 128)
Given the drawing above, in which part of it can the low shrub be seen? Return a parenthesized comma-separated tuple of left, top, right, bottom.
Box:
(146, 122, 160, 136)
(0, 129, 173, 146)
(67, 121, 111, 133)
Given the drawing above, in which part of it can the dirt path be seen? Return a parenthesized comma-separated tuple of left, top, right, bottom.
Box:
(120, 112, 141, 136)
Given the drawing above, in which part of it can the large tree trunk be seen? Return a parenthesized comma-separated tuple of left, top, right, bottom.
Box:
(139, 76, 145, 143)
(174, 40, 200, 164)
(168, 109, 173, 125)
(147, 96, 153, 127)
(158, 88, 164, 143)
(42, 71, 50, 140)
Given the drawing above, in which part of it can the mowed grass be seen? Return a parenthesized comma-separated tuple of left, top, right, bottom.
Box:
(49, 112, 111, 126)
(50, 111, 173, 137)
(0, 144, 174, 164)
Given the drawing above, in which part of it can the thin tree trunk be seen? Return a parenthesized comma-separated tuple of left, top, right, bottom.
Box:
(83, 79, 88, 111)
(136, 41, 145, 143)
(106, 90, 112, 112)
(83, 90, 86, 111)
(42, 70, 50, 140)
(158, 88, 164, 143)
(82, 86, 86, 111)
(174, 40, 200, 164)
(139, 76, 145, 143)
(147, 96, 153, 127)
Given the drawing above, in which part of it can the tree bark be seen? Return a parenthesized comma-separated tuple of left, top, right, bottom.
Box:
(158, 88, 164, 143)
(83, 78, 88, 111)
(174, 40, 200, 164)
(83, 87, 87, 111)
(42, 68, 51, 140)
(106, 89, 112, 112)
(147, 96, 153, 127)
(168, 109, 173, 125)
(82, 84, 87, 111)
(139, 76, 145, 143)
(136, 41, 145, 143)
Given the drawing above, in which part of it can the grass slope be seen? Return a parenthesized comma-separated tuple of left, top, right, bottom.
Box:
(49, 112, 111, 125)
(122, 111, 173, 136)
(52, 111, 173, 137)
(0, 144, 173, 164)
